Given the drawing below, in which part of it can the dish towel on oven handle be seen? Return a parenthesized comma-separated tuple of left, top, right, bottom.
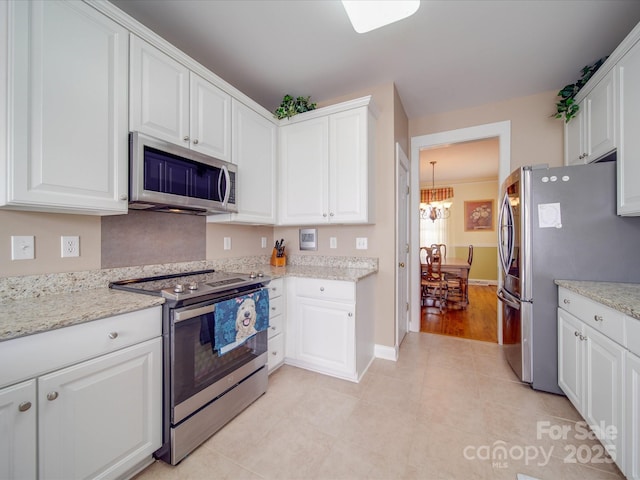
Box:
(213, 288, 269, 354)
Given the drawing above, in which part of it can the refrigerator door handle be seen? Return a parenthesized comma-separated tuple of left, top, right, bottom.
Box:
(497, 288, 521, 310)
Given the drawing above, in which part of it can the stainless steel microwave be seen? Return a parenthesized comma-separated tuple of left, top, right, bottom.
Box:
(128, 132, 237, 215)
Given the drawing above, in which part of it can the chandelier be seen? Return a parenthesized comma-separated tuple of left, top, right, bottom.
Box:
(420, 161, 453, 222)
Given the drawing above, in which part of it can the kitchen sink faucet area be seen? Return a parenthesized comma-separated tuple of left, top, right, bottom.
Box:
(133, 333, 623, 480)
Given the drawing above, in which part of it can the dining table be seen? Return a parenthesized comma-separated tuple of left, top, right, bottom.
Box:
(440, 257, 471, 307)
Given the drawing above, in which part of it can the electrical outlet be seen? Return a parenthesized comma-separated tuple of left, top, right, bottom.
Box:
(261, 237, 267, 248)
(356, 237, 368, 250)
(61, 236, 80, 258)
(11, 236, 35, 260)
(223, 237, 232, 250)
(330, 237, 337, 249)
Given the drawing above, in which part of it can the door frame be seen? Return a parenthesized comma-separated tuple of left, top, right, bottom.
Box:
(395, 142, 410, 349)
(409, 121, 511, 340)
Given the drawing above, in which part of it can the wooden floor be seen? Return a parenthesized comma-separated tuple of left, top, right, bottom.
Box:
(420, 284, 498, 343)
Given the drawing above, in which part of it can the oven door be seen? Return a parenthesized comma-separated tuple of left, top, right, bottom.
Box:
(170, 302, 267, 424)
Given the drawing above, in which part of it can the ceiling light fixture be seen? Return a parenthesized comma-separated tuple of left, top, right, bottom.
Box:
(420, 161, 453, 222)
(341, 0, 420, 34)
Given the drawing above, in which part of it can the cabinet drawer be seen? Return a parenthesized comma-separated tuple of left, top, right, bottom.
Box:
(268, 313, 283, 338)
(627, 316, 640, 357)
(559, 289, 624, 345)
(295, 277, 355, 302)
(268, 278, 284, 298)
(268, 333, 284, 372)
(269, 295, 284, 317)
(0, 306, 162, 389)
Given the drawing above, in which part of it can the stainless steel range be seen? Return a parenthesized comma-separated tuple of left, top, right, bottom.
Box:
(110, 269, 270, 465)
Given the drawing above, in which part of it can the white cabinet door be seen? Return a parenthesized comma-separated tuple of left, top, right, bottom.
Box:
(3, 0, 129, 215)
(130, 35, 190, 147)
(564, 105, 586, 165)
(587, 69, 616, 161)
(209, 100, 276, 224)
(557, 308, 583, 409)
(279, 117, 329, 224)
(190, 72, 231, 161)
(329, 107, 371, 223)
(617, 41, 640, 215)
(38, 338, 162, 480)
(295, 297, 355, 376)
(0, 380, 36, 480)
(626, 351, 640, 480)
(584, 327, 624, 462)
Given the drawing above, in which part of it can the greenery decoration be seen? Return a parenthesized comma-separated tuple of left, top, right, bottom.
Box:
(273, 94, 317, 119)
(554, 57, 608, 123)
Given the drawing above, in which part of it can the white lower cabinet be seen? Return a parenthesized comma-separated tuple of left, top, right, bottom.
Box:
(0, 380, 36, 480)
(285, 276, 374, 382)
(627, 351, 640, 479)
(0, 306, 163, 480)
(557, 288, 628, 473)
(267, 278, 285, 373)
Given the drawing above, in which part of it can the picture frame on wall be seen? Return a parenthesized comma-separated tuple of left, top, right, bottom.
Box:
(464, 200, 494, 231)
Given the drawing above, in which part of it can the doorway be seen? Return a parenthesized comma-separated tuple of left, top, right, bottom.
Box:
(410, 121, 511, 341)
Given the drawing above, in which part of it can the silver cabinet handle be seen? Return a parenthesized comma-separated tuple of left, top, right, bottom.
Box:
(18, 401, 32, 412)
(594, 315, 603, 322)
(579, 334, 587, 341)
(271, 306, 276, 310)
(271, 351, 278, 356)
(329, 212, 334, 217)
(348, 312, 353, 317)
(563, 299, 570, 304)
(183, 136, 190, 142)
(108, 332, 118, 339)
(574, 331, 580, 337)
(323, 213, 328, 218)
(119, 194, 128, 201)
(47, 392, 59, 401)
(399, 262, 405, 268)
(193, 139, 199, 145)
(270, 325, 276, 330)
(320, 287, 325, 292)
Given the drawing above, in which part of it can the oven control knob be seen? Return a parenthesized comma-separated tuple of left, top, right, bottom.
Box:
(174, 284, 184, 293)
(249, 272, 257, 279)
(257, 272, 264, 278)
(188, 283, 198, 291)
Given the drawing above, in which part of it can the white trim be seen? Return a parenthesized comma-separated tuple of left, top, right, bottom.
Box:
(410, 120, 510, 343)
(468, 279, 498, 286)
(374, 343, 398, 361)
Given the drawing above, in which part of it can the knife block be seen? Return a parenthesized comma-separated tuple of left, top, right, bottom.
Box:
(270, 248, 286, 267)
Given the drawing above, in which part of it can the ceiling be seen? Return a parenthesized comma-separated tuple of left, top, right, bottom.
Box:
(420, 138, 499, 185)
(112, 0, 640, 120)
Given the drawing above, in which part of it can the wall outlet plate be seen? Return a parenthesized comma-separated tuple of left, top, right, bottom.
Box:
(356, 237, 368, 250)
(61, 236, 80, 258)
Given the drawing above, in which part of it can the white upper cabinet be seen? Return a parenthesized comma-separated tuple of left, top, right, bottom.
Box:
(1, 0, 129, 215)
(130, 35, 231, 161)
(278, 97, 376, 225)
(564, 69, 616, 165)
(616, 32, 640, 216)
(208, 99, 277, 224)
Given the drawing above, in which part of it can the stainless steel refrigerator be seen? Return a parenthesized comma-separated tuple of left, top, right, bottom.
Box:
(497, 161, 640, 394)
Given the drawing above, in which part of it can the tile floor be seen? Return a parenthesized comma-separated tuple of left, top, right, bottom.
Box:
(134, 333, 625, 480)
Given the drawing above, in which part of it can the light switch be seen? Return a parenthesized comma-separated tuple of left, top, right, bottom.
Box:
(356, 237, 368, 250)
(223, 237, 232, 250)
(11, 236, 35, 260)
(261, 237, 267, 248)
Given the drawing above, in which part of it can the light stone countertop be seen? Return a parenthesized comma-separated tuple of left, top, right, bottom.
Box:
(0, 255, 378, 342)
(0, 289, 165, 342)
(555, 280, 640, 320)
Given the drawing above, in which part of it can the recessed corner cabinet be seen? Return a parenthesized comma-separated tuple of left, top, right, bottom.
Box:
(207, 99, 277, 224)
(278, 97, 377, 225)
(1, 0, 129, 215)
(129, 35, 231, 161)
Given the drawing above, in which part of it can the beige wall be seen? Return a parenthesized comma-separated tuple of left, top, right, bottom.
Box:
(409, 90, 565, 171)
(206, 224, 275, 259)
(0, 210, 101, 276)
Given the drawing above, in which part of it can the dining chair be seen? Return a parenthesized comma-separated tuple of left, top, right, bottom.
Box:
(446, 244, 473, 308)
(430, 243, 447, 260)
(421, 247, 447, 312)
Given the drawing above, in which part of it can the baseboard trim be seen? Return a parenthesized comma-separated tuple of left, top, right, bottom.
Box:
(468, 279, 498, 286)
(374, 344, 398, 361)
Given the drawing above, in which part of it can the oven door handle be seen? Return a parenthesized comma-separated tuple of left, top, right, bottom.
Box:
(174, 304, 215, 323)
